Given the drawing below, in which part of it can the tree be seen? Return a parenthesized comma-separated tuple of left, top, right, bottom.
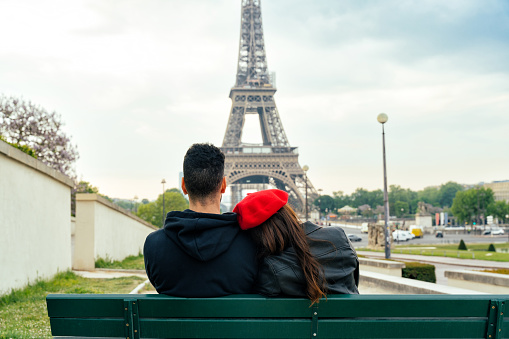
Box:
(72, 180, 112, 216)
(0, 95, 78, 177)
(394, 201, 409, 217)
(451, 187, 494, 224)
(389, 185, 417, 215)
(418, 186, 440, 206)
(458, 239, 467, 251)
(488, 200, 509, 222)
(137, 189, 189, 228)
(358, 204, 374, 218)
(75, 180, 100, 194)
(332, 191, 352, 209)
(350, 188, 383, 209)
(314, 195, 335, 214)
(438, 182, 464, 208)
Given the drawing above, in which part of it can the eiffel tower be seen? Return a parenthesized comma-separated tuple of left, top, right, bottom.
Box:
(221, 0, 318, 211)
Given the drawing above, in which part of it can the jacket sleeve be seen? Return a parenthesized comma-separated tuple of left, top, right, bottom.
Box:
(253, 258, 282, 297)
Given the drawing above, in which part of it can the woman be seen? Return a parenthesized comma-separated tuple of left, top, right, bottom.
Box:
(233, 189, 359, 304)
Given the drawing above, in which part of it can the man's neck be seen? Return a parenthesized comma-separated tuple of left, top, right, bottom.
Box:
(188, 197, 221, 214)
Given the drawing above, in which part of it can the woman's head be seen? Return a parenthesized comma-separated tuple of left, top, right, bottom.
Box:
(233, 189, 326, 304)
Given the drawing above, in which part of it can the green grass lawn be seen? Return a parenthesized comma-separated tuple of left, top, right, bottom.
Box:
(0, 271, 145, 339)
(359, 242, 509, 262)
(95, 253, 145, 270)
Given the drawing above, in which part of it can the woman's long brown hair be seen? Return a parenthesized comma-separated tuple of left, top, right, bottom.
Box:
(248, 204, 327, 304)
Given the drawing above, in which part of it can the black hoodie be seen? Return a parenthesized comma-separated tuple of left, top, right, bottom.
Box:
(144, 209, 258, 297)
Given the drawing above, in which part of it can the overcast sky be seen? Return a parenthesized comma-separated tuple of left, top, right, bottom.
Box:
(2, 0, 508, 202)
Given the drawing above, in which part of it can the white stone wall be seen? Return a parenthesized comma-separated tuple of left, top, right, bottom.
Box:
(0, 141, 73, 295)
(73, 194, 157, 270)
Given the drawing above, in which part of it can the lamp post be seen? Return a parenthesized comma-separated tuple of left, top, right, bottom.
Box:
(303, 165, 309, 221)
(161, 179, 166, 225)
(377, 113, 391, 259)
(318, 188, 323, 224)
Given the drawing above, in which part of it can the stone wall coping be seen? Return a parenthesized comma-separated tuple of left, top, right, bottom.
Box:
(76, 193, 158, 231)
(0, 139, 74, 187)
(359, 257, 406, 269)
(361, 271, 484, 295)
(444, 269, 509, 287)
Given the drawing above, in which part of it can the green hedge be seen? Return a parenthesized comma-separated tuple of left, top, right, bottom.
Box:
(402, 262, 436, 283)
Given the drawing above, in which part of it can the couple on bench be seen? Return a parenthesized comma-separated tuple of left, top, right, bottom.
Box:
(144, 143, 359, 305)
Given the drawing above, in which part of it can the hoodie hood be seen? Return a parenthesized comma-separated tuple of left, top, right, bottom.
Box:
(163, 209, 240, 262)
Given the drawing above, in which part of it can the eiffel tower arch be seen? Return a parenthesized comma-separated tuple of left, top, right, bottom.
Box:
(221, 0, 318, 212)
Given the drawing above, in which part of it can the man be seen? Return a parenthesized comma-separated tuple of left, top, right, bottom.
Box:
(143, 143, 258, 297)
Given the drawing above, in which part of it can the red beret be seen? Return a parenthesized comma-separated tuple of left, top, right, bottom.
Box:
(233, 189, 289, 230)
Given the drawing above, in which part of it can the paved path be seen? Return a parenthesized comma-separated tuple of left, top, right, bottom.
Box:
(73, 269, 147, 279)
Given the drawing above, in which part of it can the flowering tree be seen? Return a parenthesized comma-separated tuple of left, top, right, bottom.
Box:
(0, 95, 79, 178)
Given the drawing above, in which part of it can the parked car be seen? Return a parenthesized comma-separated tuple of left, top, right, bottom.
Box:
(491, 228, 505, 235)
(348, 234, 362, 242)
(435, 231, 443, 238)
(392, 230, 411, 241)
(482, 230, 491, 236)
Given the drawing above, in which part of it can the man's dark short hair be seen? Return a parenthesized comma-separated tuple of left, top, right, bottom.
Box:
(183, 143, 225, 200)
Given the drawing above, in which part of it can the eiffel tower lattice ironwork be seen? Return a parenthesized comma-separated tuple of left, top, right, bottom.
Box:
(221, 0, 318, 211)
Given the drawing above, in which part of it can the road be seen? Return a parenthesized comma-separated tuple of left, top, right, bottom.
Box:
(333, 223, 508, 248)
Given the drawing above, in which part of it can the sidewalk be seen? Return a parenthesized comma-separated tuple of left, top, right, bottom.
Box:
(73, 268, 147, 279)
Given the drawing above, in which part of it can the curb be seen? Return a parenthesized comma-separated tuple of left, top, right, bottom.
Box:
(130, 279, 150, 294)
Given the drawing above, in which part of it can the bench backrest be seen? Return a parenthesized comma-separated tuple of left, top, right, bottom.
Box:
(46, 294, 508, 339)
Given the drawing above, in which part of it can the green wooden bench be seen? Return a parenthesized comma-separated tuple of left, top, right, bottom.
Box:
(46, 294, 508, 339)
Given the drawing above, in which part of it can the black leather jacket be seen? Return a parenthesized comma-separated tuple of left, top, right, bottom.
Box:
(254, 221, 359, 296)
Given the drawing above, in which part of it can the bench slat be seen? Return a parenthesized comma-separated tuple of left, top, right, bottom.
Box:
(140, 319, 312, 339)
(138, 297, 313, 318)
(320, 319, 487, 339)
(49, 318, 125, 337)
(319, 298, 491, 318)
(47, 294, 125, 318)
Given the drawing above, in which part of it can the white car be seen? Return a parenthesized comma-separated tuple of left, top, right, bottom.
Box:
(491, 228, 505, 235)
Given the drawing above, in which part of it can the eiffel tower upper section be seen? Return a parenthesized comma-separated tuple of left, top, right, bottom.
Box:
(221, 0, 317, 210)
(222, 0, 291, 151)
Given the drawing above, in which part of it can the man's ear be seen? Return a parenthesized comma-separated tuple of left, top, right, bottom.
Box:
(220, 177, 227, 194)
(181, 177, 188, 195)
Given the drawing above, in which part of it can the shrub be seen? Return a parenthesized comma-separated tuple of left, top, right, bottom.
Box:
(402, 262, 436, 283)
(488, 244, 496, 252)
(0, 134, 37, 159)
(458, 239, 467, 250)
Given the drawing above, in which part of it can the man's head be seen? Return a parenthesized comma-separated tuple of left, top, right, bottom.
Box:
(182, 143, 225, 203)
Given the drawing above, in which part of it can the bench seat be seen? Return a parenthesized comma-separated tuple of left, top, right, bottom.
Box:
(46, 294, 508, 339)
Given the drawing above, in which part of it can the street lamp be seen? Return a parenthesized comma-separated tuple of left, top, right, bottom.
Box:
(161, 179, 166, 225)
(377, 113, 391, 259)
(318, 188, 323, 224)
(303, 165, 309, 221)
